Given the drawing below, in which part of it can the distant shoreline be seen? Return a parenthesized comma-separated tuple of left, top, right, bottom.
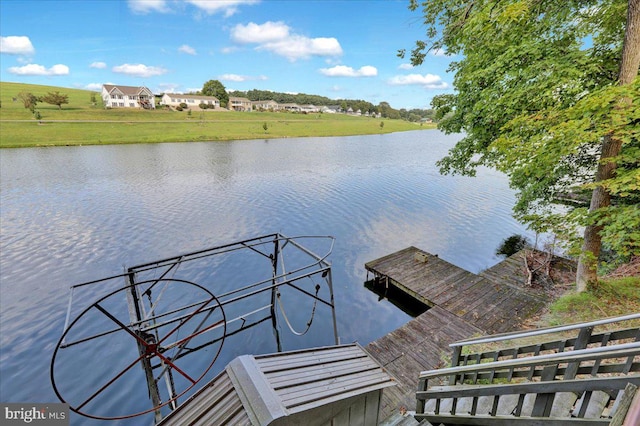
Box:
(0, 82, 435, 148)
(0, 118, 434, 148)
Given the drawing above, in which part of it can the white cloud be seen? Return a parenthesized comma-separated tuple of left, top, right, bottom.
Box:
(157, 83, 183, 93)
(128, 0, 258, 16)
(219, 74, 246, 82)
(90, 61, 107, 69)
(221, 46, 238, 54)
(0, 36, 35, 55)
(388, 73, 449, 89)
(398, 63, 414, 70)
(178, 44, 197, 55)
(127, 0, 169, 14)
(231, 21, 291, 44)
(158, 83, 184, 93)
(319, 65, 377, 77)
(231, 21, 342, 61)
(8, 63, 69, 76)
(85, 83, 104, 90)
(185, 0, 259, 17)
(218, 73, 268, 82)
(261, 36, 342, 61)
(112, 63, 167, 77)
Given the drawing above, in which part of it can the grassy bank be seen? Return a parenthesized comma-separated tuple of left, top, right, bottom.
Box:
(459, 276, 639, 362)
(545, 276, 640, 326)
(0, 82, 433, 148)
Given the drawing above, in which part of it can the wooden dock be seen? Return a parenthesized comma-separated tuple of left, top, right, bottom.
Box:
(366, 306, 482, 417)
(364, 247, 560, 420)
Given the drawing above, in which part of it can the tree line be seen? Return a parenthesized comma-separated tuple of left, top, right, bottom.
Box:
(196, 80, 435, 122)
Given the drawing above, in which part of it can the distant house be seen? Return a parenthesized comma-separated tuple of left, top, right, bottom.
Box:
(252, 100, 280, 111)
(322, 106, 340, 114)
(300, 104, 320, 113)
(228, 97, 252, 111)
(102, 84, 155, 109)
(280, 103, 302, 112)
(160, 93, 220, 110)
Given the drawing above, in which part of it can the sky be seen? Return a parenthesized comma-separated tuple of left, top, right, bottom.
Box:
(0, 0, 456, 109)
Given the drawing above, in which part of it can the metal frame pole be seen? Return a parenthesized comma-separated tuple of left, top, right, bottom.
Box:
(125, 270, 163, 424)
(270, 236, 282, 352)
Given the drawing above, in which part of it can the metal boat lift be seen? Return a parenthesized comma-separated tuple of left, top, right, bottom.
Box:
(50, 234, 338, 423)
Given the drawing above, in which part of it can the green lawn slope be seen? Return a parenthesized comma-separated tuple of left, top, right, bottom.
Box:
(0, 82, 433, 148)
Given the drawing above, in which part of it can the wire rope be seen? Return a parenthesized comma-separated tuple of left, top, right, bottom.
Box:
(276, 282, 320, 336)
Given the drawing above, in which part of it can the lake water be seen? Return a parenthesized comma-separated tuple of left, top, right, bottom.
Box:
(0, 130, 534, 424)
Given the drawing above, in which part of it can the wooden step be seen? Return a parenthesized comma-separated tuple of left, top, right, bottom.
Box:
(574, 390, 610, 418)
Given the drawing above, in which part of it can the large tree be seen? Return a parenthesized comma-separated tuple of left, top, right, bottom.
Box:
(201, 79, 229, 108)
(402, 0, 639, 289)
(41, 91, 69, 110)
(17, 91, 39, 113)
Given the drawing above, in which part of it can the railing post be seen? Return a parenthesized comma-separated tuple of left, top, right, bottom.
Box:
(623, 328, 640, 374)
(449, 346, 462, 385)
(565, 326, 593, 379)
(531, 365, 558, 417)
(416, 377, 428, 414)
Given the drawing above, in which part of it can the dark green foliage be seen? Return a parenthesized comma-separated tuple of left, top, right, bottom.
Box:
(201, 80, 229, 107)
(496, 234, 530, 257)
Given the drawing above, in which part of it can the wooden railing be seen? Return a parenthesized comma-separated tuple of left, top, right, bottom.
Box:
(414, 314, 640, 425)
(449, 313, 640, 378)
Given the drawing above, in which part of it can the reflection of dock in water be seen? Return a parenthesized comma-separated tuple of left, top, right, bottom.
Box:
(364, 278, 429, 318)
(363, 247, 558, 419)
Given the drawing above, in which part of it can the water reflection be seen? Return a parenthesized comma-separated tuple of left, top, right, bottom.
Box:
(364, 278, 430, 318)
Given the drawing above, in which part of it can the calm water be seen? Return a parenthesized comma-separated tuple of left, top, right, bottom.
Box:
(0, 130, 534, 424)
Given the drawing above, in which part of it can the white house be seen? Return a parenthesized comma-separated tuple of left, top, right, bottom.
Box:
(102, 84, 155, 109)
(300, 104, 320, 113)
(251, 100, 280, 111)
(160, 93, 220, 109)
(228, 97, 252, 111)
(280, 103, 302, 112)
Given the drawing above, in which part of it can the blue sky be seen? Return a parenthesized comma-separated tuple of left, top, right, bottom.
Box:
(0, 0, 455, 109)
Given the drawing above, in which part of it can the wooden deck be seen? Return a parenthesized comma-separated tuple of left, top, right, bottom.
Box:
(365, 247, 478, 307)
(364, 247, 561, 420)
(365, 306, 482, 417)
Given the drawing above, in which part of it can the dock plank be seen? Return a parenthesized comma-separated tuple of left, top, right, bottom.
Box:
(366, 247, 475, 307)
(365, 306, 482, 419)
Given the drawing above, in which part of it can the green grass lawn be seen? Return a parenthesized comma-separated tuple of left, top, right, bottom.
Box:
(0, 82, 433, 147)
(545, 276, 640, 326)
